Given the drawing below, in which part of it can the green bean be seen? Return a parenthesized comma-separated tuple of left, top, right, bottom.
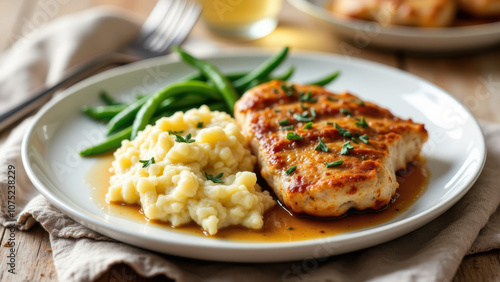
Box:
(226, 72, 247, 81)
(108, 81, 221, 134)
(183, 72, 248, 83)
(306, 71, 341, 86)
(106, 95, 151, 135)
(99, 91, 123, 105)
(205, 102, 228, 112)
(84, 103, 142, 120)
(84, 92, 214, 126)
(182, 72, 206, 82)
(86, 92, 209, 121)
(158, 93, 213, 112)
(236, 66, 297, 95)
(136, 70, 243, 98)
(174, 46, 239, 115)
(135, 94, 151, 100)
(80, 102, 227, 156)
(131, 81, 223, 139)
(235, 67, 296, 95)
(233, 46, 289, 91)
(106, 91, 220, 135)
(80, 126, 132, 156)
(185, 72, 254, 82)
(82, 104, 127, 121)
(85, 94, 205, 121)
(271, 66, 295, 81)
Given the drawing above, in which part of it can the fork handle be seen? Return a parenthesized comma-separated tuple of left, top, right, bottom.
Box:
(0, 53, 137, 132)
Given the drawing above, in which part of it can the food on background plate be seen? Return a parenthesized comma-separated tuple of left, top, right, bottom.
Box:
(458, 0, 500, 17)
(331, 0, 457, 27)
(235, 81, 428, 217)
(108, 106, 275, 235)
(330, 0, 500, 27)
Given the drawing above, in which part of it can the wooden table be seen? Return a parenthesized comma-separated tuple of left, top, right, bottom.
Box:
(0, 1, 499, 281)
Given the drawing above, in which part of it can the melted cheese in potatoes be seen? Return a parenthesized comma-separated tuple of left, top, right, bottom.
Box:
(108, 106, 275, 235)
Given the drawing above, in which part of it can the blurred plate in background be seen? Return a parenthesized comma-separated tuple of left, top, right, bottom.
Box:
(288, 0, 500, 51)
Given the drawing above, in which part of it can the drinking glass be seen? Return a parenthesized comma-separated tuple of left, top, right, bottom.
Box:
(198, 0, 283, 39)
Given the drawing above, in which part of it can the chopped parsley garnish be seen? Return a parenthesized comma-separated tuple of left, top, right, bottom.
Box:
(299, 91, 317, 103)
(286, 165, 297, 175)
(355, 116, 369, 128)
(334, 123, 352, 138)
(168, 130, 195, 143)
(340, 141, 354, 155)
(351, 137, 359, 144)
(340, 108, 351, 116)
(288, 109, 294, 114)
(327, 97, 339, 102)
(300, 103, 309, 110)
(303, 122, 313, 129)
(272, 88, 278, 94)
(205, 172, 224, 183)
(315, 137, 330, 152)
(183, 133, 195, 143)
(325, 160, 343, 168)
(359, 134, 369, 144)
(279, 118, 289, 126)
(310, 108, 317, 118)
(327, 122, 334, 125)
(281, 125, 295, 131)
(196, 121, 204, 128)
(281, 84, 296, 96)
(139, 157, 155, 168)
(286, 132, 303, 140)
(274, 109, 281, 113)
(354, 132, 361, 138)
(286, 227, 294, 230)
(355, 100, 365, 106)
(293, 112, 314, 122)
(362, 156, 366, 160)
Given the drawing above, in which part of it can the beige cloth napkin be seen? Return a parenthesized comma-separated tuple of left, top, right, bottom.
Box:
(1, 7, 500, 282)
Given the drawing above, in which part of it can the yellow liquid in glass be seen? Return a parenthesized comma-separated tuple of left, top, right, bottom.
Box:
(199, 0, 282, 28)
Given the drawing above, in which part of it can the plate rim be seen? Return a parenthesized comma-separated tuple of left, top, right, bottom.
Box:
(21, 50, 487, 261)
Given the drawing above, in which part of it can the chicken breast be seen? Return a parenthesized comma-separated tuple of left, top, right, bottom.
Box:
(234, 81, 428, 217)
(458, 0, 500, 17)
(331, 0, 457, 27)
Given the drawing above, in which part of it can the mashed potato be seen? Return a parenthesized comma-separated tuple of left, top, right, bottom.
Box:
(108, 105, 275, 235)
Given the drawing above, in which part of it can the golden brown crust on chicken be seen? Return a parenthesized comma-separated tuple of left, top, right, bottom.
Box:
(235, 81, 428, 217)
(331, 0, 457, 27)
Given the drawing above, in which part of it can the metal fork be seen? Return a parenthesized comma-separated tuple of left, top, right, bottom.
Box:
(0, 0, 202, 132)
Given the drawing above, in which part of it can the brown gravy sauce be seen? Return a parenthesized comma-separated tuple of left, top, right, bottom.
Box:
(86, 155, 429, 242)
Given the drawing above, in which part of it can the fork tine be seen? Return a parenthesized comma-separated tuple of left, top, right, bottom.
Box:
(155, 1, 202, 53)
(145, 0, 186, 50)
(147, 0, 201, 54)
(134, 0, 173, 43)
(130, 0, 202, 58)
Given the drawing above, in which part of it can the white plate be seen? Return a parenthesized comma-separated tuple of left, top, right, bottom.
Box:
(22, 51, 486, 262)
(288, 0, 500, 51)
